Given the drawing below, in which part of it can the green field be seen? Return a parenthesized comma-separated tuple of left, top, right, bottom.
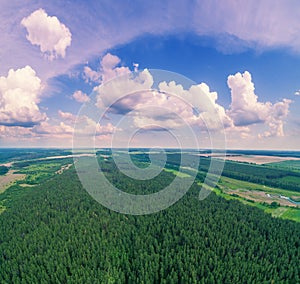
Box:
(219, 176, 300, 198)
(13, 159, 73, 185)
(164, 168, 191, 178)
(162, 160, 300, 222)
(281, 208, 300, 221)
(216, 176, 300, 222)
(265, 207, 300, 222)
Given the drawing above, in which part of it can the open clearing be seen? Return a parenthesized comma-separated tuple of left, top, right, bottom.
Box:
(0, 162, 13, 167)
(198, 154, 300, 164)
(56, 163, 73, 174)
(0, 170, 26, 193)
(222, 155, 300, 164)
(217, 175, 300, 222)
(164, 168, 191, 178)
(224, 188, 299, 207)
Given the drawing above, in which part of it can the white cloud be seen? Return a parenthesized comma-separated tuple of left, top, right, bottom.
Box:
(295, 90, 300, 96)
(83, 53, 130, 84)
(0, 125, 34, 139)
(0, 66, 46, 127)
(133, 63, 139, 72)
(1, 0, 300, 92)
(89, 57, 294, 143)
(94, 59, 232, 133)
(101, 53, 121, 70)
(227, 71, 291, 137)
(91, 54, 233, 134)
(102, 53, 130, 83)
(95, 67, 153, 111)
(0, 108, 116, 146)
(227, 71, 266, 126)
(58, 110, 76, 122)
(57, 110, 116, 137)
(83, 66, 102, 84)
(72, 90, 90, 103)
(129, 91, 192, 130)
(158, 81, 233, 130)
(21, 9, 72, 60)
(33, 121, 74, 137)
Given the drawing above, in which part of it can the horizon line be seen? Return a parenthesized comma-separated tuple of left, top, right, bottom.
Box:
(0, 147, 300, 152)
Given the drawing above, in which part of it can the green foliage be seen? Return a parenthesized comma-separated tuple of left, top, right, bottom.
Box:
(220, 160, 300, 192)
(270, 201, 280, 208)
(281, 208, 300, 222)
(0, 165, 299, 283)
(99, 158, 176, 195)
(139, 153, 300, 192)
(0, 166, 9, 176)
(14, 159, 73, 185)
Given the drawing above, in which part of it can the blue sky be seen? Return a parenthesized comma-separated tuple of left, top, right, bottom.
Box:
(0, 0, 300, 149)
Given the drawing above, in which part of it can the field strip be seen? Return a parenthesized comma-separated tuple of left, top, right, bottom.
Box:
(197, 154, 300, 165)
(56, 163, 73, 174)
(219, 176, 300, 208)
(0, 170, 26, 193)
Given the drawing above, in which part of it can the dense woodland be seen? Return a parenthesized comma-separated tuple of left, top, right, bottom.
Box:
(0, 159, 299, 283)
(0, 166, 8, 175)
(158, 153, 300, 193)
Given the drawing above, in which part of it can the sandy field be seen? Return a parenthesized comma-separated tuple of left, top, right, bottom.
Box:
(0, 170, 26, 193)
(222, 155, 300, 164)
(0, 162, 13, 167)
(198, 154, 300, 165)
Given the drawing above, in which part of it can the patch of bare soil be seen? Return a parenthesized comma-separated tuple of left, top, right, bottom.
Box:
(0, 170, 26, 193)
(225, 188, 299, 207)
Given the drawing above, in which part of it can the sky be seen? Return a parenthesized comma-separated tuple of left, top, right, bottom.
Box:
(1, 0, 300, 150)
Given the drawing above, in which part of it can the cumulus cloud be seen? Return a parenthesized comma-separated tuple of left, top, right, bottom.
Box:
(94, 67, 153, 112)
(227, 71, 265, 126)
(94, 60, 231, 133)
(33, 121, 74, 137)
(21, 9, 72, 60)
(83, 53, 130, 84)
(0, 125, 34, 139)
(72, 90, 90, 103)
(295, 90, 300, 96)
(128, 91, 191, 131)
(0, 65, 46, 127)
(83, 66, 102, 84)
(101, 53, 130, 82)
(227, 71, 291, 137)
(58, 110, 76, 122)
(158, 81, 233, 130)
(0, 111, 116, 146)
(91, 53, 234, 133)
(92, 55, 292, 141)
(57, 110, 116, 137)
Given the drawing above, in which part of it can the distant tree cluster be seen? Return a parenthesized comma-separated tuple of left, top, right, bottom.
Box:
(0, 166, 9, 176)
(165, 154, 300, 192)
